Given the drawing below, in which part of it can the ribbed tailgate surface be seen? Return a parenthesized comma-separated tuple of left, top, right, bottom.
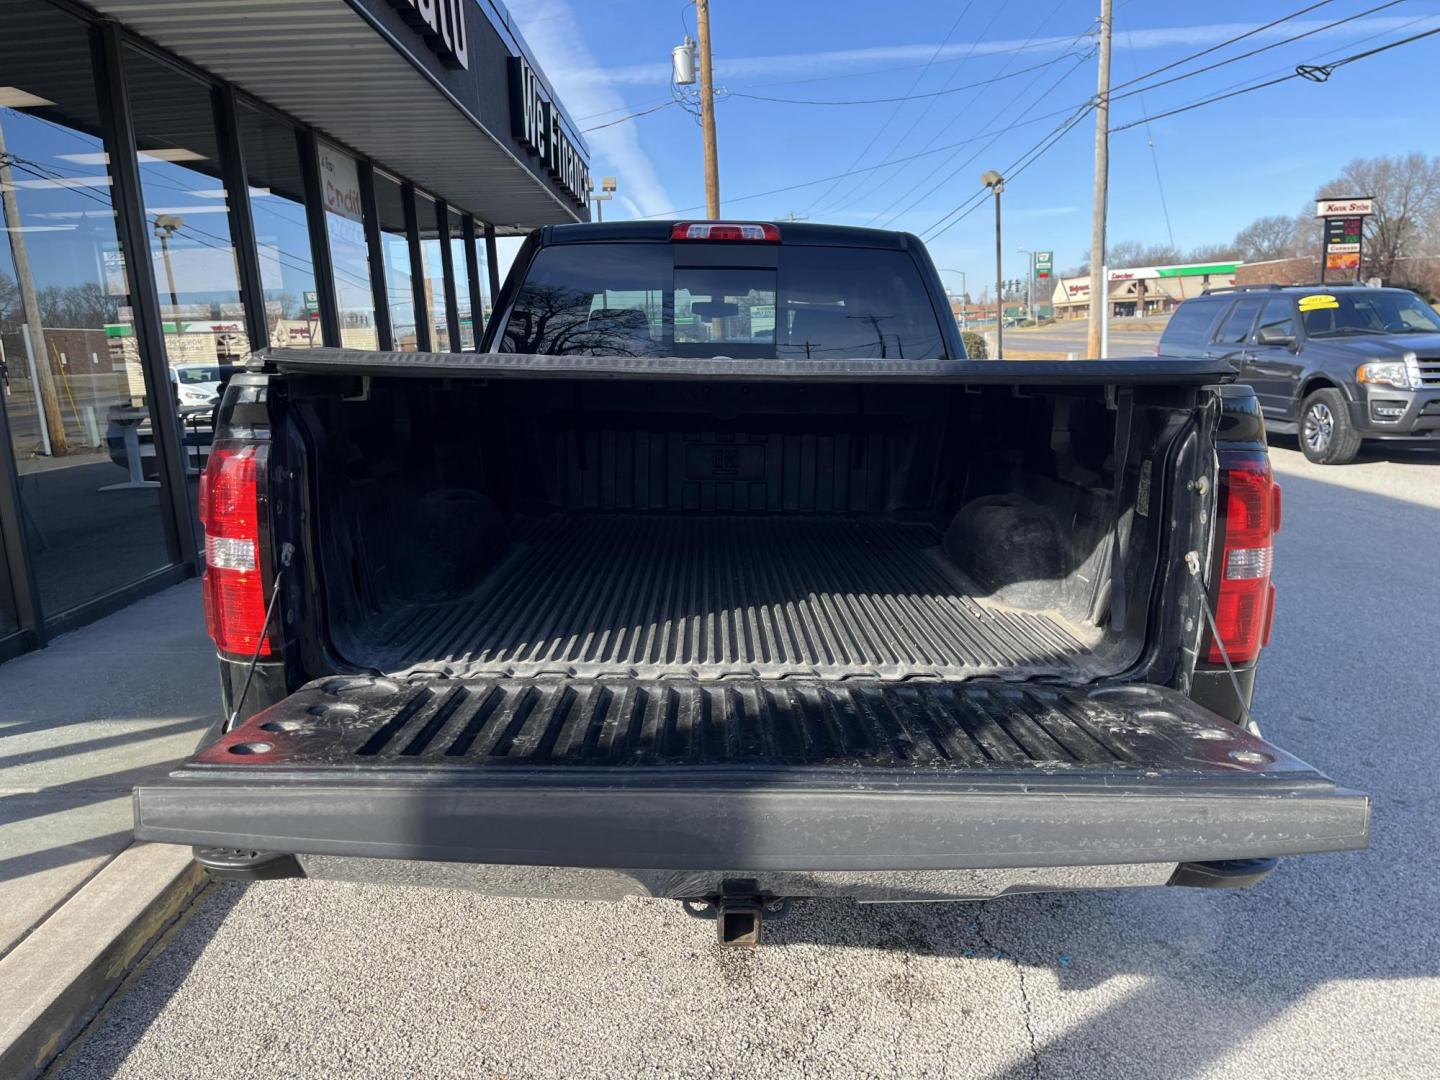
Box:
(196, 676, 1321, 778)
(361, 516, 1097, 681)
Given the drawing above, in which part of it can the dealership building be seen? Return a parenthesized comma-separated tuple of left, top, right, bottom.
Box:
(0, 0, 588, 662)
(1052, 261, 1243, 320)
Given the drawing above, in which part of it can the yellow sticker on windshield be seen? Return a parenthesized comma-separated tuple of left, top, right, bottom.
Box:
(1299, 294, 1340, 311)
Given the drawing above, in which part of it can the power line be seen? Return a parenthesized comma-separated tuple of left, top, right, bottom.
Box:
(644, 15, 1438, 226)
(840, 6, 1094, 223)
(581, 99, 678, 132)
(1110, 0, 1338, 91)
(1109, 23, 1440, 133)
(800, 1, 983, 215)
(724, 52, 1090, 106)
(869, 46, 1095, 229)
(1123, 40, 1175, 250)
(920, 19, 1440, 245)
(634, 103, 1094, 220)
(1109, 0, 1403, 105)
(819, 2, 1037, 216)
(921, 103, 1094, 242)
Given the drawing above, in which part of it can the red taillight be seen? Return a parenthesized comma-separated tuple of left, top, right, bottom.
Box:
(670, 221, 780, 242)
(1206, 452, 1280, 665)
(200, 442, 274, 659)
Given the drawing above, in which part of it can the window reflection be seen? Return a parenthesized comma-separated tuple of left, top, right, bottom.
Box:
(316, 141, 377, 349)
(416, 192, 446, 351)
(448, 208, 473, 350)
(373, 172, 416, 350)
(237, 103, 321, 349)
(0, 0, 172, 615)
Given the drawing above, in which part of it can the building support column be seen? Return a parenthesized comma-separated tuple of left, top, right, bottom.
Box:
(91, 20, 198, 573)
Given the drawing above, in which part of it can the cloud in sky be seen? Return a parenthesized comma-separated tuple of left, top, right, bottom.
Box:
(512, 0, 673, 218)
(572, 15, 1429, 88)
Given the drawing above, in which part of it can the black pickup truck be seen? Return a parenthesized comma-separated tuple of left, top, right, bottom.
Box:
(135, 222, 1367, 945)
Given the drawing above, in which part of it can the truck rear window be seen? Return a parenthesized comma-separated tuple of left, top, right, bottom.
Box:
(499, 243, 948, 359)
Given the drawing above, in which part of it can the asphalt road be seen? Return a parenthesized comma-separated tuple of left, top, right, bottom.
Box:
(56, 442, 1440, 1080)
(1001, 316, 1168, 359)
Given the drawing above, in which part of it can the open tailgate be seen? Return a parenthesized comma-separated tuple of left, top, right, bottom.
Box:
(135, 677, 1368, 871)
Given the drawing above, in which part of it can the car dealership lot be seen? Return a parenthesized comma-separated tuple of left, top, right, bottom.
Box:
(54, 443, 1440, 1080)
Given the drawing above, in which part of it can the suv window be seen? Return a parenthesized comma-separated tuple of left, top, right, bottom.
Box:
(1298, 290, 1440, 337)
(1159, 300, 1222, 350)
(500, 243, 948, 359)
(1252, 298, 1296, 343)
(1214, 297, 1264, 345)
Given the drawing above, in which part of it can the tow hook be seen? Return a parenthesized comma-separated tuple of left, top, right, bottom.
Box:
(682, 888, 790, 947)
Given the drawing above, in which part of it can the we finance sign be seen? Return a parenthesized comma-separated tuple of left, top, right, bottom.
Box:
(509, 56, 590, 207)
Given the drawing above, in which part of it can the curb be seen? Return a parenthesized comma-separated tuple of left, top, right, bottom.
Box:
(0, 842, 207, 1080)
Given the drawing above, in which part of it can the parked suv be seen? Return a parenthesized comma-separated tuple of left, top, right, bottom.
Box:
(1158, 283, 1440, 464)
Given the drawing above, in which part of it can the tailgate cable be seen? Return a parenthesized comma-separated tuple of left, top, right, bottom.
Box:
(228, 542, 293, 731)
(1185, 550, 1256, 734)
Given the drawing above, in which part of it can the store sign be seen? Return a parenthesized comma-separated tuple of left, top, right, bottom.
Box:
(1035, 250, 1053, 282)
(1316, 197, 1374, 217)
(387, 0, 469, 70)
(1324, 216, 1362, 253)
(317, 142, 363, 224)
(509, 56, 590, 206)
(1316, 197, 1372, 282)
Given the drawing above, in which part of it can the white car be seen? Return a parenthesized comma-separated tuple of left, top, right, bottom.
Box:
(171, 363, 229, 406)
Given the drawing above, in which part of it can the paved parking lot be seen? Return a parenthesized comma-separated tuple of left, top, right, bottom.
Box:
(55, 442, 1440, 1080)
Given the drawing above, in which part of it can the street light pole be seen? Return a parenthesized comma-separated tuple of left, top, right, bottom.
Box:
(695, 0, 721, 218)
(982, 170, 1005, 360)
(938, 268, 967, 328)
(1018, 248, 1034, 323)
(153, 214, 183, 313)
(588, 176, 616, 223)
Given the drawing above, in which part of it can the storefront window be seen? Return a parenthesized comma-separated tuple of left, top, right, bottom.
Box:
(373, 172, 416, 350)
(237, 103, 321, 349)
(123, 45, 253, 373)
(448, 209, 474, 350)
(316, 141, 377, 349)
(417, 192, 447, 351)
(0, 2, 172, 615)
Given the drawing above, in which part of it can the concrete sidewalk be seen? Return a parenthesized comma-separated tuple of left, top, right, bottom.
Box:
(0, 581, 217, 1075)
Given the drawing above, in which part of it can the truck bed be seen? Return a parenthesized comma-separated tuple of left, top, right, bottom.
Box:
(351, 515, 1101, 682)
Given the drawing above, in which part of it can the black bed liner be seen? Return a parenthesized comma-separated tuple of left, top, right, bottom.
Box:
(351, 516, 1101, 682)
(263, 347, 1236, 384)
(133, 678, 1368, 870)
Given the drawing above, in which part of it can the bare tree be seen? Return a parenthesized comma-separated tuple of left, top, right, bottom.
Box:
(1233, 214, 1301, 262)
(1308, 154, 1440, 282)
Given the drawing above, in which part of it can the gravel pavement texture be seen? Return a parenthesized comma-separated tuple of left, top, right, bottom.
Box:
(54, 442, 1440, 1080)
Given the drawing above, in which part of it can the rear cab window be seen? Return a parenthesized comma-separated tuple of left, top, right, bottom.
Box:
(499, 242, 949, 359)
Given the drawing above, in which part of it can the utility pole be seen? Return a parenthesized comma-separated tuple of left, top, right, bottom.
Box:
(1086, 0, 1113, 360)
(0, 116, 67, 455)
(982, 170, 1005, 359)
(695, 0, 720, 218)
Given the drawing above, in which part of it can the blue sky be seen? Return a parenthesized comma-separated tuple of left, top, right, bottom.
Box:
(512, 0, 1440, 289)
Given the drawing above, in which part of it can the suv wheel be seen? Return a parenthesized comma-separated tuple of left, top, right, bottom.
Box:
(1299, 388, 1362, 465)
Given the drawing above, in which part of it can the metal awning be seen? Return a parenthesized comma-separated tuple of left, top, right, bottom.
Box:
(87, 0, 582, 232)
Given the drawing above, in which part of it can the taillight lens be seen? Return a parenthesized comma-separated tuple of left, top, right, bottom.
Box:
(1206, 452, 1280, 664)
(670, 221, 780, 242)
(200, 442, 274, 659)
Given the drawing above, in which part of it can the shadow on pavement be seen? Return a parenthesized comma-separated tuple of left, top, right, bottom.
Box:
(49, 882, 245, 1080)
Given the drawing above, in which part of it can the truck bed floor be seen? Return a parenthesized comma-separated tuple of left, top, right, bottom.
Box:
(355, 515, 1103, 681)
